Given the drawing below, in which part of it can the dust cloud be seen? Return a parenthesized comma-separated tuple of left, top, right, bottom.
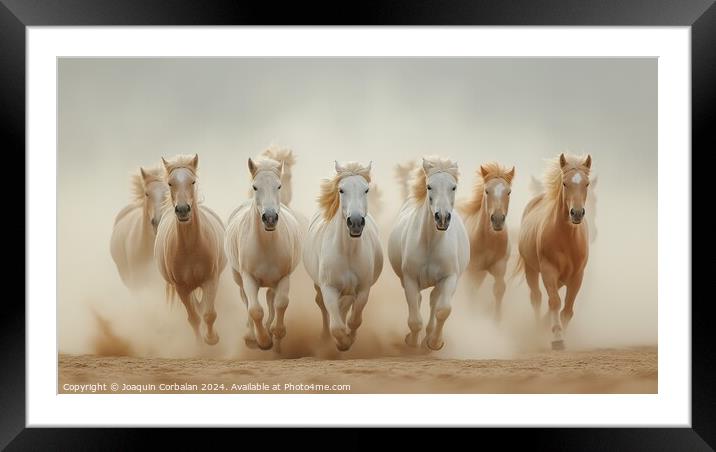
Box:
(58, 58, 657, 361)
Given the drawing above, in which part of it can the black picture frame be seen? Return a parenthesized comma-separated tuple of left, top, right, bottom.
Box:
(5, 0, 711, 448)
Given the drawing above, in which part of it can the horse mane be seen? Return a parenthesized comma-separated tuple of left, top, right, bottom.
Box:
(394, 161, 417, 200)
(317, 162, 372, 221)
(461, 162, 514, 216)
(409, 156, 459, 203)
(130, 164, 164, 203)
(542, 153, 591, 204)
(259, 146, 296, 170)
(250, 157, 283, 178)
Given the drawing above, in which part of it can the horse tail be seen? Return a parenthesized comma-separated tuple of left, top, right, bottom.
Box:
(261, 146, 296, 206)
(394, 160, 417, 201)
(165, 282, 177, 307)
(510, 252, 526, 283)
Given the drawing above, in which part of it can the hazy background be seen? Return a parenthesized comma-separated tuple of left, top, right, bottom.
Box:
(58, 58, 657, 360)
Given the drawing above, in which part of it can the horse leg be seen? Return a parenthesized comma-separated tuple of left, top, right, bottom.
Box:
(423, 287, 439, 346)
(525, 265, 542, 326)
(490, 259, 507, 323)
(425, 275, 457, 351)
(561, 272, 584, 332)
(243, 273, 273, 350)
(314, 284, 330, 340)
(540, 265, 564, 350)
(402, 277, 423, 347)
(177, 288, 201, 343)
(321, 285, 352, 351)
(234, 270, 258, 348)
(197, 279, 220, 345)
(270, 277, 290, 353)
(265, 288, 276, 332)
(347, 289, 370, 340)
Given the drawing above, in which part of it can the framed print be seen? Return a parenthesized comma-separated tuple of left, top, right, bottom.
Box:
(7, 0, 713, 448)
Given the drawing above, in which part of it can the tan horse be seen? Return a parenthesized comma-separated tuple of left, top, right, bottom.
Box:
(154, 154, 227, 345)
(516, 153, 592, 350)
(110, 165, 168, 289)
(459, 163, 515, 322)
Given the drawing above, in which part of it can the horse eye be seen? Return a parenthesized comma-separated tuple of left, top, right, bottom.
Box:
(485, 190, 489, 195)
(365, 188, 369, 194)
(452, 186, 456, 191)
(252, 186, 257, 191)
(339, 189, 344, 194)
(508, 190, 512, 195)
(278, 185, 282, 190)
(563, 182, 567, 187)
(192, 181, 195, 185)
(168, 183, 172, 187)
(427, 185, 432, 190)
(145, 193, 149, 197)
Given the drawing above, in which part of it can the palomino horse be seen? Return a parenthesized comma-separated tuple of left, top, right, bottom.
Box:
(303, 161, 383, 351)
(459, 163, 515, 322)
(225, 148, 302, 351)
(110, 165, 168, 289)
(516, 153, 592, 350)
(388, 157, 470, 350)
(154, 154, 227, 345)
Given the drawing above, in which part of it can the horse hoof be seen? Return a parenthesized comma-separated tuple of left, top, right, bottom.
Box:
(405, 333, 419, 347)
(244, 338, 259, 349)
(203, 334, 219, 346)
(258, 340, 274, 351)
(551, 340, 565, 351)
(424, 337, 445, 351)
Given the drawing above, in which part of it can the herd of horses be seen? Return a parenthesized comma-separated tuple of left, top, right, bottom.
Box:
(110, 148, 593, 352)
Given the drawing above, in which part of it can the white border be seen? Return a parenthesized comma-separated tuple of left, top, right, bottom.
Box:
(27, 27, 690, 426)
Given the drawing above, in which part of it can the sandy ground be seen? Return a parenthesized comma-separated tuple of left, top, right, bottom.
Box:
(59, 346, 656, 394)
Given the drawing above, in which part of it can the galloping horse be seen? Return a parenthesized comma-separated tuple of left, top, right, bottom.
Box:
(388, 157, 469, 350)
(110, 164, 168, 290)
(516, 153, 592, 350)
(303, 161, 383, 351)
(459, 163, 515, 322)
(225, 148, 302, 351)
(154, 154, 226, 345)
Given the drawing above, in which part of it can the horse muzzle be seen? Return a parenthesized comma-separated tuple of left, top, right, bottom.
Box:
(570, 207, 585, 224)
(347, 214, 365, 237)
(261, 209, 279, 231)
(175, 204, 192, 222)
(490, 213, 506, 231)
(434, 211, 451, 231)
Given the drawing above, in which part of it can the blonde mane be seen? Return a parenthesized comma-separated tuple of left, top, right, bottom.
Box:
(409, 156, 459, 203)
(161, 154, 200, 211)
(317, 162, 372, 221)
(542, 153, 591, 204)
(461, 162, 515, 215)
(250, 157, 283, 178)
(130, 164, 164, 203)
(259, 146, 296, 169)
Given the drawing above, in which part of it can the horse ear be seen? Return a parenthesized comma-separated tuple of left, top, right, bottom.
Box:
(367, 161, 373, 172)
(139, 167, 148, 180)
(559, 153, 567, 169)
(279, 160, 285, 176)
(480, 165, 489, 178)
(506, 166, 515, 182)
(161, 157, 170, 171)
(248, 158, 257, 176)
(422, 157, 433, 173)
(190, 154, 199, 170)
(335, 160, 345, 173)
(583, 154, 592, 169)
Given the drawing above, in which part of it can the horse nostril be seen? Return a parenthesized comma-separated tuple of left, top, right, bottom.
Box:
(570, 208, 575, 216)
(490, 214, 495, 222)
(346, 217, 352, 227)
(434, 212, 440, 222)
(446, 213, 451, 222)
(581, 208, 586, 216)
(360, 217, 366, 227)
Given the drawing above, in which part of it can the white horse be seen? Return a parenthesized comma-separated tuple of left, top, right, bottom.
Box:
(110, 165, 168, 289)
(388, 157, 469, 350)
(303, 161, 383, 351)
(225, 149, 302, 351)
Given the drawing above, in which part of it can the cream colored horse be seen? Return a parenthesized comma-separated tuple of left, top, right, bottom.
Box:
(388, 157, 470, 350)
(154, 154, 226, 345)
(516, 153, 592, 350)
(225, 149, 302, 351)
(459, 163, 515, 322)
(110, 165, 168, 289)
(303, 161, 383, 351)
